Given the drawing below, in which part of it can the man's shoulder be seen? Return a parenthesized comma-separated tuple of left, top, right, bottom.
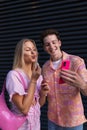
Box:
(69, 54, 84, 63)
(64, 51, 84, 62)
(42, 60, 50, 69)
(64, 51, 85, 66)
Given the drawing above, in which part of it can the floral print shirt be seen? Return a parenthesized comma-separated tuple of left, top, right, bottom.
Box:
(42, 51, 87, 127)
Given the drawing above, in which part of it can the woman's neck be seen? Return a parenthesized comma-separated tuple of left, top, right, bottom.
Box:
(22, 64, 32, 78)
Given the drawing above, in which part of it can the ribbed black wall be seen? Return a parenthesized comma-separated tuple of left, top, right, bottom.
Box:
(0, 1, 87, 130)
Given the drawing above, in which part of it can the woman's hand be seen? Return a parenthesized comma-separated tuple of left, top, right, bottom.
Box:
(31, 63, 41, 82)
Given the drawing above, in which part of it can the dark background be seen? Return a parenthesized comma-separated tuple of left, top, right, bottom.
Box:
(0, 1, 87, 130)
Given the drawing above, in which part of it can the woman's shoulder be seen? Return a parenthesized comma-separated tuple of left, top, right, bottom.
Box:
(7, 70, 17, 77)
(6, 69, 24, 80)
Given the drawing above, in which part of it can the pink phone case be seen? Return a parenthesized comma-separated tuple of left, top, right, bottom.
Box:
(59, 60, 70, 84)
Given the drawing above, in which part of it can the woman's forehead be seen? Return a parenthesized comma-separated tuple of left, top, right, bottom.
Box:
(24, 41, 35, 48)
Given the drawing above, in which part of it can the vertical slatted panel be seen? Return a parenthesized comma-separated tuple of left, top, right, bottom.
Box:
(0, 1, 87, 130)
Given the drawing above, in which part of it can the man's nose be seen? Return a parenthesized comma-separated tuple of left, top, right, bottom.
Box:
(49, 43, 53, 48)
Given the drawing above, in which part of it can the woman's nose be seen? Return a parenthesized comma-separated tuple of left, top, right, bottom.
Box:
(31, 50, 34, 54)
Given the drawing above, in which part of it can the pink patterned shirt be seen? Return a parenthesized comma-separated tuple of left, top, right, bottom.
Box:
(42, 51, 87, 127)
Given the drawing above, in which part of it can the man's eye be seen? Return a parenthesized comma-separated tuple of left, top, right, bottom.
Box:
(45, 43, 49, 46)
(26, 49, 29, 51)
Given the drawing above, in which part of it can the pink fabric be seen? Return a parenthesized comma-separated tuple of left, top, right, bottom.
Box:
(42, 51, 87, 127)
(6, 69, 43, 130)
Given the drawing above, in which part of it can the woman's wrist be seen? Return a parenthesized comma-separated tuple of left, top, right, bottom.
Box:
(30, 80, 37, 84)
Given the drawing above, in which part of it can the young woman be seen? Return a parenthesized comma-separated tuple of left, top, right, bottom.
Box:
(6, 38, 49, 130)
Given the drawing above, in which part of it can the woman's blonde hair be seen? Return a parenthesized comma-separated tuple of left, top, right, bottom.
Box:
(12, 38, 38, 69)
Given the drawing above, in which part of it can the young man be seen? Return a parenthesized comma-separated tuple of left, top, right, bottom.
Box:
(40, 29, 87, 130)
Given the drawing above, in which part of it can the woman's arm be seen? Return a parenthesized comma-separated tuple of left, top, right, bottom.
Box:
(12, 65, 41, 115)
(12, 80, 37, 115)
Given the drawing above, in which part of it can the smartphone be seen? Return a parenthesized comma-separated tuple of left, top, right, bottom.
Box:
(59, 60, 70, 84)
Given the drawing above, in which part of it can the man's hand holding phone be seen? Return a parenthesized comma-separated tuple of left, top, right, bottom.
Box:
(59, 60, 70, 84)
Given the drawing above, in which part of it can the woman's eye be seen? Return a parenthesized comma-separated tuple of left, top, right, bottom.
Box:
(26, 49, 30, 51)
(25, 48, 37, 52)
(33, 49, 37, 51)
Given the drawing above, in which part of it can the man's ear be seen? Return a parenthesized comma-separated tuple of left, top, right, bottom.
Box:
(43, 45, 46, 51)
(59, 40, 62, 47)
